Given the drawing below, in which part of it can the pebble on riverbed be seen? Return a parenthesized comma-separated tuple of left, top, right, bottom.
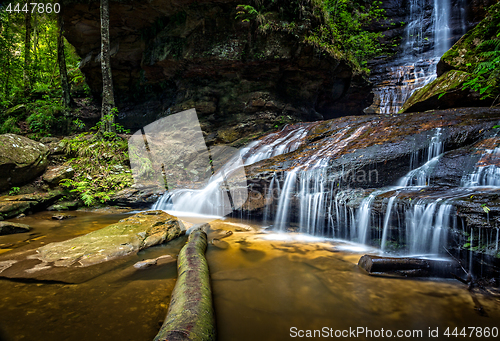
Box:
(52, 214, 76, 220)
(133, 255, 173, 269)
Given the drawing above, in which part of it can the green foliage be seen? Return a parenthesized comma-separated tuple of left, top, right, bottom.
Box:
(8, 187, 20, 196)
(60, 132, 133, 206)
(481, 203, 491, 213)
(306, 0, 385, 72)
(0, 2, 84, 110)
(273, 115, 293, 128)
(462, 36, 500, 101)
(236, 5, 259, 22)
(92, 109, 131, 140)
(0, 117, 21, 134)
(26, 97, 64, 136)
(236, 0, 385, 74)
(72, 118, 86, 132)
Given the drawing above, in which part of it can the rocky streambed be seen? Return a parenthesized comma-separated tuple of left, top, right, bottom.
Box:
(237, 107, 500, 275)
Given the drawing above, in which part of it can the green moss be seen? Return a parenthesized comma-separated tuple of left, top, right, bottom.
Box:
(400, 70, 472, 112)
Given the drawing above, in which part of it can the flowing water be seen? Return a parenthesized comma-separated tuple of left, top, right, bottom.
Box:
(1, 214, 499, 341)
(462, 146, 500, 187)
(261, 127, 455, 255)
(152, 123, 312, 219)
(369, 0, 467, 114)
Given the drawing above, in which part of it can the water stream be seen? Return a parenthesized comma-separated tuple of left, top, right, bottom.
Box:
(1, 214, 499, 341)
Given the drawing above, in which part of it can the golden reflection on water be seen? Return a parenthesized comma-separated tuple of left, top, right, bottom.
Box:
(0, 214, 499, 341)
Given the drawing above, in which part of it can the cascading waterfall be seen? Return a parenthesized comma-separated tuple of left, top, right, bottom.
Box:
(432, 0, 451, 58)
(381, 195, 397, 251)
(462, 147, 500, 187)
(353, 128, 449, 254)
(406, 199, 453, 255)
(268, 127, 455, 255)
(398, 127, 443, 186)
(150, 117, 499, 258)
(152, 123, 311, 216)
(274, 170, 298, 232)
(371, 0, 465, 114)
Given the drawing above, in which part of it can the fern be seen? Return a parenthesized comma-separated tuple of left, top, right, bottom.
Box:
(463, 37, 500, 101)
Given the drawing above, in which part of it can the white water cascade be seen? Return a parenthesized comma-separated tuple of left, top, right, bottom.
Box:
(152, 124, 311, 217)
(462, 147, 500, 187)
(354, 128, 450, 254)
(371, 0, 465, 114)
(149, 116, 500, 258)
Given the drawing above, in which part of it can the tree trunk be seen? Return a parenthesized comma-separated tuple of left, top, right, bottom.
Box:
(57, 12, 74, 107)
(100, 0, 115, 133)
(154, 226, 216, 341)
(23, 9, 32, 93)
(358, 255, 461, 278)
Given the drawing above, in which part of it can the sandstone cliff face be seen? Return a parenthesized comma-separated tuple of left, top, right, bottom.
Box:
(62, 0, 372, 142)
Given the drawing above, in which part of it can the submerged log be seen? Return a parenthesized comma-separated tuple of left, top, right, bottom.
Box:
(358, 255, 462, 278)
(154, 225, 216, 341)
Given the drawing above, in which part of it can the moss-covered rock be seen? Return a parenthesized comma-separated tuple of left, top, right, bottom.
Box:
(0, 191, 64, 219)
(42, 165, 75, 187)
(401, 2, 500, 112)
(0, 134, 49, 191)
(0, 221, 30, 235)
(401, 70, 480, 113)
(35, 210, 184, 267)
(438, 2, 500, 75)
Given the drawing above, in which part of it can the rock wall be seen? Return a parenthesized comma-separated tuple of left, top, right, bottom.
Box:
(62, 0, 372, 143)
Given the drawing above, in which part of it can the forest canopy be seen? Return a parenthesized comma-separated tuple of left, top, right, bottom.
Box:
(0, 1, 85, 137)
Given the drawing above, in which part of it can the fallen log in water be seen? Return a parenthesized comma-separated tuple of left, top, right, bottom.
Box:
(358, 255, 462, 278)
(154, 224, 216, 341)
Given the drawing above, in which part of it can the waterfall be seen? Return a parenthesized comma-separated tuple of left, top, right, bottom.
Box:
(398, 128, 443, 186)
(370, 0, 465, 114)
(268, 127, 453, 254)
(432, 0, 451, 58)
(152, 123, 311, 217)
(262, 174, 276, 223)
(381, 195, 397, 251)
(274, 170, 298, 232)
(406, 200, 452, 255)
(462, 147, 500, 187)
(356, 192, 379, 244)
(353, 128, 447, 253)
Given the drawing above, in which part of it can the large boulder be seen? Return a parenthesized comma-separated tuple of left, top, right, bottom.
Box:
(35, 210, 184, 267)
(111, 185, 165, 207)
(0, 221, 30, 235)
(0, 191, 64, 219)
(401, 70, 480, 112)
(42, 165, 75, 187)
(0, 134, 49, 191)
